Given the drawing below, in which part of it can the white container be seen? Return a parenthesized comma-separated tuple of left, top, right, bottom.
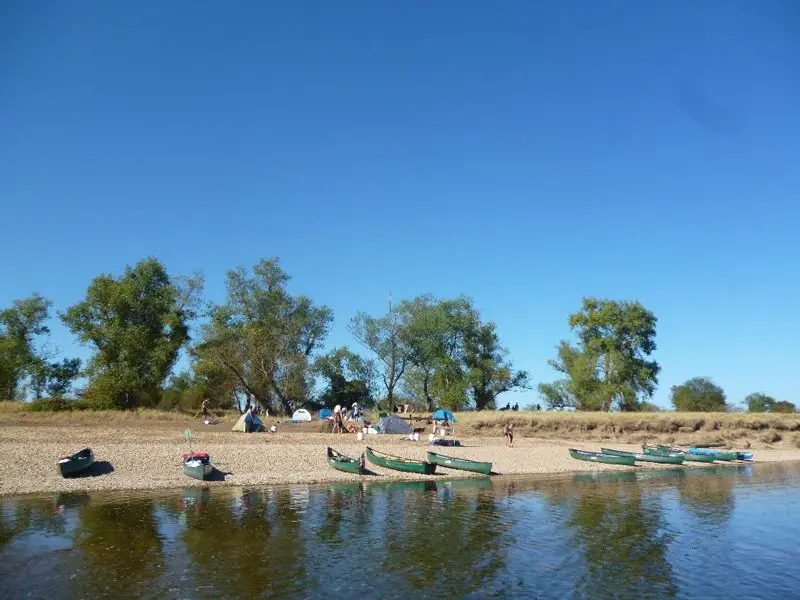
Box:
(414, 432, 420, 442)
(357, 432, 364, 441)
(428, 433, 435, 443)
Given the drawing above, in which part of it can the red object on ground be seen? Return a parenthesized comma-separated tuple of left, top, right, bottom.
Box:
(181, 452, 209, 460)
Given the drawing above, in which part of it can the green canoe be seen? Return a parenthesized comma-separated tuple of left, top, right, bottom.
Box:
(601, 447, 685, 465)
(327, 447, 366, 474)
(426, 451, 492, 475)
(58, 448, 95, 477)
(650, 445, 715, 463)
(569, 448, 636, 466)
(366, 447, 436, 475)
(182, 452, 213, 481)
(687, 448, 738, 461)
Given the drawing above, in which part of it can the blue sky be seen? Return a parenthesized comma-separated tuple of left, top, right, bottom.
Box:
(2, 2, 798, 408)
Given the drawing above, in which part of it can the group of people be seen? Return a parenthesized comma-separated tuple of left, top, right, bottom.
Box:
(331, 403, 364, 434)
(498, 403, 520, 411)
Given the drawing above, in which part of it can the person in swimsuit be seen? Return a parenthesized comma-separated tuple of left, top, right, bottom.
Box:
(504, 423, 514, 447)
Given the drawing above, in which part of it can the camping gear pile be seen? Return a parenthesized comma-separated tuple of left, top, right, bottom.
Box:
(58, 448, 95, 477)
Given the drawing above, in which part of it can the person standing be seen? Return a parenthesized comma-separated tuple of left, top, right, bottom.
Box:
(201, 398, 210, 420)
(504, 423, 514, 447)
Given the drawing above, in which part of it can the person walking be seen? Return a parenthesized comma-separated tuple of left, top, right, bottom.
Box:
(504, 423, 514, 447)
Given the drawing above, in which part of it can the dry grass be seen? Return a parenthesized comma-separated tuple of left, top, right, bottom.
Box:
(2, 402, 799, 449)
(448, 410, 800, 449)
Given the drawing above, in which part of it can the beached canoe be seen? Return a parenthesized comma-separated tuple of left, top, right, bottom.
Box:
(569, 448, 636, 466)
(182, 452, 213, 481)
(366, 447, 436, 475)
(688, 448, 738, 461)
(327, 447, 366, 474)
(426, 451, 492, 475)
(58, 448, 95, 477)
(651, 445, 715, 463)
(601, 447, 684, 465)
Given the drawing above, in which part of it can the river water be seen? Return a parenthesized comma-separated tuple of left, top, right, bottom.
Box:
(2, 462, 799, 599)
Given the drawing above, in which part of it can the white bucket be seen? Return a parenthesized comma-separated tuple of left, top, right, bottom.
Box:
(413, 432, 420, 442)
(428, 433, 435, 443)
(357, 432, 364, 441)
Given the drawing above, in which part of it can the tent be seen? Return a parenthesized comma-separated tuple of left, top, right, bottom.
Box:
(232, 412, 264, 432)
(377, 414, 413, 435)
(318, 408, 333, 420)
(431, 409, 457, 423)
(292, 408, 312, 422)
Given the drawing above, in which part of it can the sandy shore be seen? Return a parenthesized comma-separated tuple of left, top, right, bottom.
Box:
(2, 422, 800, 497)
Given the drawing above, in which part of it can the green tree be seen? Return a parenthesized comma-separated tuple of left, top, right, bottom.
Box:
(400, 295, 472, 411)
(773, 400, 796, 414)
(30, 357, 82, 398)
(464, 319, 529, 410)
(195, 258, 332, 415)
(349, 297, 412, 409)
(60, 258, 202, 409)
(0, 293, 52, 400)
(670, 377, 726, 412)
(541, 298, 660, 411)
(537, 379, 575, 410)
(745, 392, 776, 413)
(399, 295, 527, 411)
(313, 347, 376, 408)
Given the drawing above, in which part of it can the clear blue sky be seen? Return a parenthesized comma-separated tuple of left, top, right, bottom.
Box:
(2, 2, 798, 408)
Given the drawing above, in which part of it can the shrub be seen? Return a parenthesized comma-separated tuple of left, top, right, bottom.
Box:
(26, 397, 91, 412)
(761, 430, 782, 444)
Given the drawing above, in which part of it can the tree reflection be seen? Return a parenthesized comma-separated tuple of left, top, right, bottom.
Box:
(676, 468, 736, 526)
(181, 487, 306, 599)
(72, 499, 165, 598)
(380, 483, 509, 597)
(0, 497, 66, 551)
(560, 479, 678, 599)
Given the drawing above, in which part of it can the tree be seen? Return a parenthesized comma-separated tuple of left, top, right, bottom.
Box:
(349, 298, 412, 409)
(541, 298, 660, 411)
(313, 347, 376, 408)
(60, 258, 202, 409)
(538, 380, 575, 410)
(773, 400, 796, 414)
(670, 377, 726, 412)
(745, 392, 776, 413)
(195, 258, 332, 415)
(33, 358, 82, 398)
(464, 319, 529, 410)
(0, 294, 52, 400)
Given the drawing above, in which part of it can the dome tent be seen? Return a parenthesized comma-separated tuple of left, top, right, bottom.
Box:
(232, 412, 264, 432)
(292, 408, 312, 422)
(376, 414, 413, 435)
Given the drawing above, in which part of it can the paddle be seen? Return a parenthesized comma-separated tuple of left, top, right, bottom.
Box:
(185, 428, 192, 453)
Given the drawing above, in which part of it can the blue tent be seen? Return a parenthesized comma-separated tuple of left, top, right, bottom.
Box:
(431, 409, 456, 423)
(318, 408, 333, 420)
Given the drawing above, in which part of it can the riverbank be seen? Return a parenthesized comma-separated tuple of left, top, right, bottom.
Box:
(3, 416, 800, 496)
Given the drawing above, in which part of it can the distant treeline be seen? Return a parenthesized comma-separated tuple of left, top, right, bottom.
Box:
(0, 257, 795, 414)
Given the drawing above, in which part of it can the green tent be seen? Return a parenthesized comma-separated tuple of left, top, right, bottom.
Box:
(232, 412, 264, 432)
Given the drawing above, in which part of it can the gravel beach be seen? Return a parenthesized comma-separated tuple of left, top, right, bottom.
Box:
(3, 421, 799, 496)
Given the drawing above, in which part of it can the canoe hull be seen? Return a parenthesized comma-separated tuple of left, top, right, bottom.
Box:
(427, 451, 492, 475)
(327, 447, 365, 474)
(366, 447, 436, 475)
(652, 445, 715, 463)
(688, 448, 738, 461)
(601, 448, 684, 465)
(59, 448, 95, 477)
(184, 461, 213, 481)
(569, 448, 636, 466)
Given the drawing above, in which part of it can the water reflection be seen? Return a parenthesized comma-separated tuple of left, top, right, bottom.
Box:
(1, 463, 799, 600)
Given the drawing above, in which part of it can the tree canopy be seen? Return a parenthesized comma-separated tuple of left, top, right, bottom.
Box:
(0, 294, 53, 400)
(194, 258, 332, 415)
(670, 377, 726, 412)
(60, 258, 202, 409)
(745, 392, 776, 413)
(539, 298, 660, 411)
(313, 347, 376, 409)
